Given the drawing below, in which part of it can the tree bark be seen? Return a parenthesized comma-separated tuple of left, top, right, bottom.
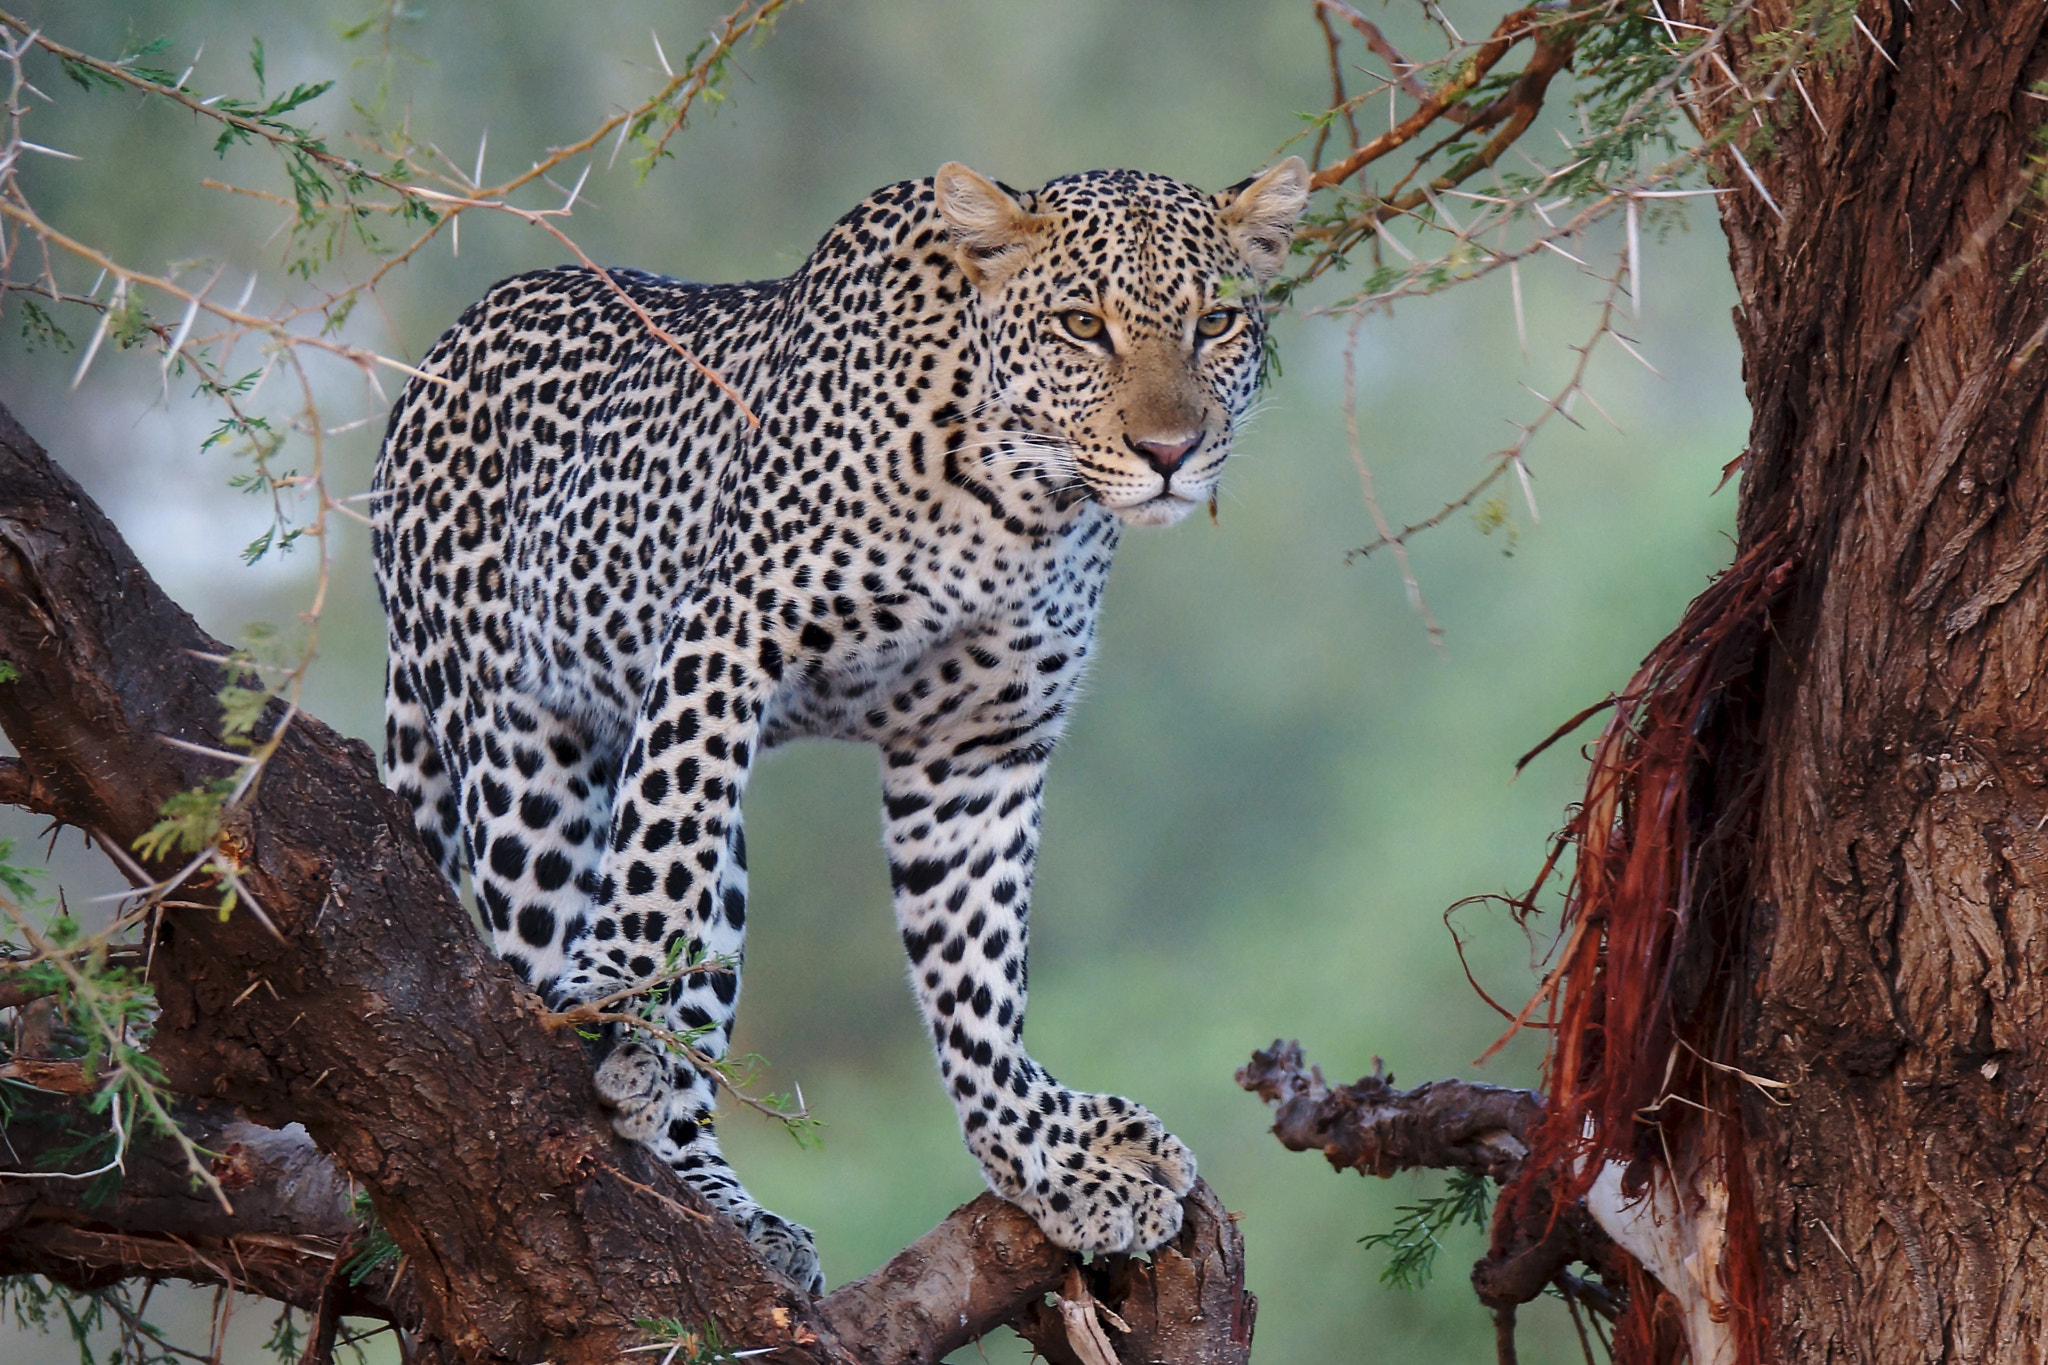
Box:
(0, 401, 843, 1364)
(1700, 3, 2048, 1360)
(0, 401, 1251, 1364)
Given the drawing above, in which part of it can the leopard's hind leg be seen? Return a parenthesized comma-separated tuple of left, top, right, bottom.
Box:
(449, 688, 620, 995)
(382, 643, 462, 884)
(449, 659, 823, 1294)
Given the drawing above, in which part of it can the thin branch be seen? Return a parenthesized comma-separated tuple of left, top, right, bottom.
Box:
(1237, 1040, 1542, 1182)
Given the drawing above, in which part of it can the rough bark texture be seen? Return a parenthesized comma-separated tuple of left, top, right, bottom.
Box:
(0, 1082, 1074, 1365)
(813, 1194, 1069, 1365)
(1012, 1183, 1254, 1365)
(0, 1088, 376, 1314)
(1697, 2, 2048, 1359)
(0, 402, 837, 1364)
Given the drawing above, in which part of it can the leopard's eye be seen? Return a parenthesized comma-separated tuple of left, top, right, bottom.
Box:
(1057, 310, 1106, 343)
(1195, 308, 1237, 340)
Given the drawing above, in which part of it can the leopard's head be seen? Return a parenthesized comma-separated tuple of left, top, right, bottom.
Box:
(936, 158, 1309, 526)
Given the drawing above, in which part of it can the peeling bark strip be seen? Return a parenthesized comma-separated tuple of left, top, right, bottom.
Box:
(0, 403, 1252, 1364)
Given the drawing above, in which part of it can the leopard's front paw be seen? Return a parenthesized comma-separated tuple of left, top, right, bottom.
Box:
(742, 1208, 825, 1295)
(989, 1091, 1197, 1256)
(593, 1041, 671, 1142)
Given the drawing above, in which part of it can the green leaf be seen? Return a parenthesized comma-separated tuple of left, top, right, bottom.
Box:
(0, 838, 48, 903)
(18, 300, 76, 355)
(263, 80, 335, 119)
(133, 778, 237, 862)
(1358, 1170, 1494, 1289)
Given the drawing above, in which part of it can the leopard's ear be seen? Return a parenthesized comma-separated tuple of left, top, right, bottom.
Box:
(1216, 156, 1310, 285)
(935, 162, 1048, 290)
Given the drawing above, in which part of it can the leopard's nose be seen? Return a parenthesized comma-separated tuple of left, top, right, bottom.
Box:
(1129, 433, 1201, 475)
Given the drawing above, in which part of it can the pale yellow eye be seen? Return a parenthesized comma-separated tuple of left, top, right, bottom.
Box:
(1195, 308, 1236, 340)
(1058, 310, 1105, 342)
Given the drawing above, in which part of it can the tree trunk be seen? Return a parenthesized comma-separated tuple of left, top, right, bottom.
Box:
(1707, 2, 2048, 1359)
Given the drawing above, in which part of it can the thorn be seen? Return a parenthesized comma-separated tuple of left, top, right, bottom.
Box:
(1510, 261, 1527, 358)
(175, 40, 205, 91)
(1726, 142, 1785, 220)
(1372, 218, 1419, 264)
(1625, 197, 1642, 319)
(72, 279, 126, 391)
(561, 161, 592, 213)
(1852, 14, 1898, 69)
(161, 265, 222, 397)
(1513, 457, 1540, 523)
(1608, 332, 1665, 378)
(15, 139, 80, 161)
(1420, 185, 1462, 235)
(1576, 385, 1621, 432)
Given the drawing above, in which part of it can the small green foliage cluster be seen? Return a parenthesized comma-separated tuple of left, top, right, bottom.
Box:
(131, 635, 283, 922)
(4, 909, 179, 1163)
(60, 33, 439, 284)
(635, 1317, 746, 1364)
(1472, 495, 1520, 556)
(0, 838, 45, 903)
(54, 35, 180, 92)
(15, 299, 73, 353)
(344, 1191, 405, 1286)
(626, 9, 788, 183)
(0, 1276, 177, 1365)
(0, 1276, 372, 1365)
(131, 777, 239, 865)
(1358, 1169, 1495, 1289)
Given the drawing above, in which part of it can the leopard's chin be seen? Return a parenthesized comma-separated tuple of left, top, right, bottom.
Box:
(1110, 492, 1203, 527)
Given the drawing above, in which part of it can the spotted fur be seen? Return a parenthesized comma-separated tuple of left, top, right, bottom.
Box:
(372, 158, 1310, 1291)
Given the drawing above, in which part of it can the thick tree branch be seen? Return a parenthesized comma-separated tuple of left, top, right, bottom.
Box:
(0, 1086, 383, 1314)
(0, 1075, 1245, 1365)
(0, 1079, 1079, 1361)
(0, 400, 1255, 1364)
(0, 400, 832, 1365)
(1011, 1182, 1253, 1365)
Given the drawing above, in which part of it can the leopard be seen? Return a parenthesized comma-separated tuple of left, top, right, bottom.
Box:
(371, 156, 1310, 1294)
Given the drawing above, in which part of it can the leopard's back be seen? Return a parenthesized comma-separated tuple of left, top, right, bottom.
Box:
(374, 266, 786, 739)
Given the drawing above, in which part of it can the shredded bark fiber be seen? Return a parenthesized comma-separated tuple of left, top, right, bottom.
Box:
(1487, 529, 1796, 1365)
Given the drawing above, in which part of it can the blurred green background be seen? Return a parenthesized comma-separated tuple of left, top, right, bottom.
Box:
(0, 1, 1742, 1360)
